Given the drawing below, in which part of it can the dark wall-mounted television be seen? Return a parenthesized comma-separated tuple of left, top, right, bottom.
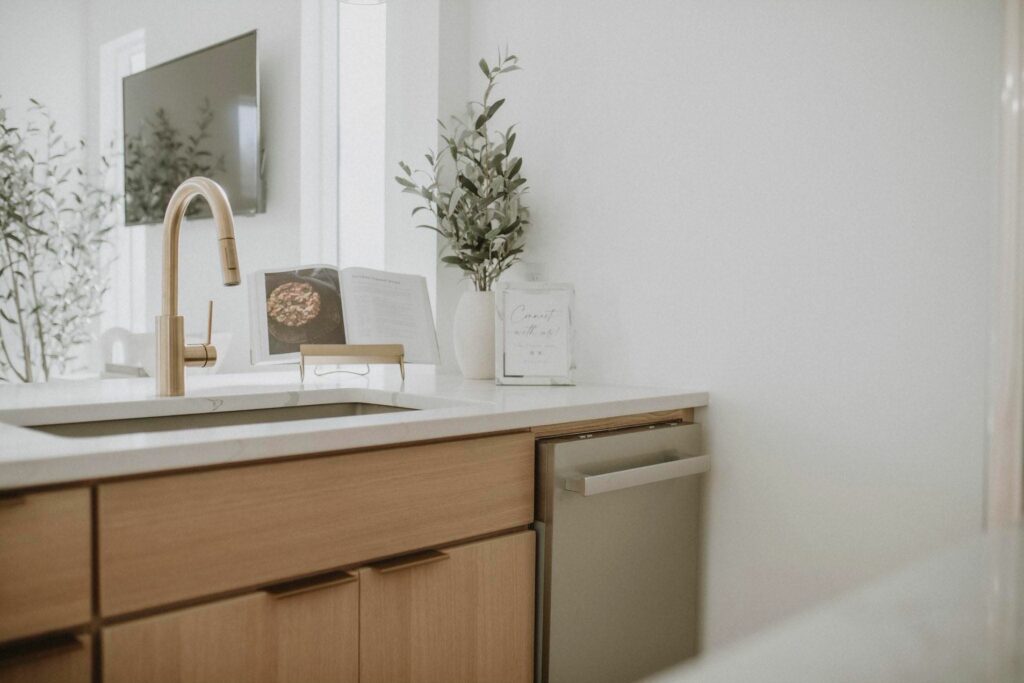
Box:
(123, 30, 262, 225)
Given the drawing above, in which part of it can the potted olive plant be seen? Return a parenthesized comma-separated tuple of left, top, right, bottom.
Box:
(396, 50, 528, 379)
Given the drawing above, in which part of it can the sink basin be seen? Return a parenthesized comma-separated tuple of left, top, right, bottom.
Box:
(27, 402, 413, 438)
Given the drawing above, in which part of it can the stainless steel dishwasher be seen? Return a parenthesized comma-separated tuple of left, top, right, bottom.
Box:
(535, 421, 707, 683)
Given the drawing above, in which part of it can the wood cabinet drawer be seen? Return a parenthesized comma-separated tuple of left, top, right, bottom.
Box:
(0, 634, 92, 683)
(98, 432, 534, 616)
(0, 490, 91, 642)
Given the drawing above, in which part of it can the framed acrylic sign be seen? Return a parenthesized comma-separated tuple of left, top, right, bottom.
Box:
(495, 282, 575, 385)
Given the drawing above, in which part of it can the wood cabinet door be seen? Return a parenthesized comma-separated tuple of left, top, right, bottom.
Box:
(103, 592, 271, 683)
(359, 531, 535, 683)
(0, 634, 91, 683)
(103, 573, 359, 683)
(268, 571, 360, 683)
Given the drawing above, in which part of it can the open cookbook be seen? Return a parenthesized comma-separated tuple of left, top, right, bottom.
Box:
(248, 265, 440, 365)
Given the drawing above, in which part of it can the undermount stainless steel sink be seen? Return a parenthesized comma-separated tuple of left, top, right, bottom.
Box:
(26, 402, 413, 438)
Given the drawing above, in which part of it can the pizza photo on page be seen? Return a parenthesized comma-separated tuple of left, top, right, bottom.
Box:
(261, 267, 345, 356)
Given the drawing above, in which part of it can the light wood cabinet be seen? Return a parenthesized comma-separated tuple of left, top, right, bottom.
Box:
(103, 532, 534, 683)
(103, 572, 359, 683)
(0, 489, 91, 642)
(359, 531, 535, 683)
(99, 432, 534, 616)
(0, 424, 573, 681)
(0, 634, 92, 683)
(270, 572, 360, 683)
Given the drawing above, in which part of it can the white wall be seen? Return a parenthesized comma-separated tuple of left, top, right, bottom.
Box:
(338, 2, 387, 270)
(85, 0, 303, 372)
(0, 0, 88, 139)
(384, 0, 441, 313)
(453, 0, 1001, 647)
(435, 0, 472, 372)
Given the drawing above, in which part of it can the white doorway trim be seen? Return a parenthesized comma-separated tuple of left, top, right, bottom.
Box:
(97, 28, 146, 334)
(298, 0, 340, 265)
(987, 0, 1024, 527)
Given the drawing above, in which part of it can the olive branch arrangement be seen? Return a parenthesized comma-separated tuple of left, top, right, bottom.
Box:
(395, 50, 528, 292)
(0, 99, 119, 382)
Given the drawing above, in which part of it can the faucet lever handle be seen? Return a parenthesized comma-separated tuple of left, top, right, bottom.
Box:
(184, 301, 217, 369)
(205, 300, 213, 346)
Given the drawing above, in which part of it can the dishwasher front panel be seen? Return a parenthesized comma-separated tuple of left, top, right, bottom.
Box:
(536, 422, 703, 683)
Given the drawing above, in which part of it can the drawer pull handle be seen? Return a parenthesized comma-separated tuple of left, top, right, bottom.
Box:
(565, 454, 710, 496)
(266, 570, 357, 599)
(0, 495, 26, 509)
(373, 549, 449, 574)
(0, 633, 84, 668)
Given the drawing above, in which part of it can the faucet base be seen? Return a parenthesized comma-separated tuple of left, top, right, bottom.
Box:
(156, 315, 185, 397)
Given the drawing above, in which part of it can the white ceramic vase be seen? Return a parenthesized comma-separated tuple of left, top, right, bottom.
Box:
(453, 289, 495, 380)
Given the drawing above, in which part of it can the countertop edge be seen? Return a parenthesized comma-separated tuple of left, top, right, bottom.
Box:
(0, 385, 708, 490)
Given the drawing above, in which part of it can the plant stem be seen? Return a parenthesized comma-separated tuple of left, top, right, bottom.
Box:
(25, 129, 58, 380)
(24, 239, 49, 380)
(0, 338, 26, 383)
(0, 233, 33, 382)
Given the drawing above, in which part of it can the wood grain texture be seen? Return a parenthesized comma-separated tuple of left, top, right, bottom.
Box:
(98, 432, 534, 616)
(359, 530, 535, 683)
(0, 634, 91, 683)
(0, 489, 91, 642)
(103, 578, 360, 683)
(530, 408, 693, 439)
(103, 593, 271, 683)
(273, 577, 359, 683)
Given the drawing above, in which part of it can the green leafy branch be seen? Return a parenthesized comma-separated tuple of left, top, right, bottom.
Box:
(0, 98, 119, 382)
(395, 49, 528, 292)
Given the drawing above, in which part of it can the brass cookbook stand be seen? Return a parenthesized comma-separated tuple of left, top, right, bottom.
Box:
(298, 344, 406, 381)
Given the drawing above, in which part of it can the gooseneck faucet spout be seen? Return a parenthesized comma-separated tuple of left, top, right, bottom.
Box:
(156, 177, 240, 397)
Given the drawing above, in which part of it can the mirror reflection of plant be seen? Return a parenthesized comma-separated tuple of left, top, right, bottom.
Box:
(396, 50, 528, 292)
(123, 99, 226, 224)
(0, 99, 119, 382)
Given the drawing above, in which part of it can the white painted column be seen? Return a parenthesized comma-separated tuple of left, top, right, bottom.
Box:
(298, 0, 340, 265)
(987, 0, 1024, 527)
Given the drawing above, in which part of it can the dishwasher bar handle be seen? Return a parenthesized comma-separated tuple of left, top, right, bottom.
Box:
(564, 454, 710, 496)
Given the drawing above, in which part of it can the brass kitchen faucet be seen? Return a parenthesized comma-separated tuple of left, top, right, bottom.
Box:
(155, 177, 240, 396)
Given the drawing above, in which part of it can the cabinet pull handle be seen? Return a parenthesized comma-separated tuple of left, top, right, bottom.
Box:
(0, 495, 26, 509)
(564, 454, 710, 496)
(0, 633, 84, 668)
(266, 570, 357, 599)
(373, 549, 449, 574)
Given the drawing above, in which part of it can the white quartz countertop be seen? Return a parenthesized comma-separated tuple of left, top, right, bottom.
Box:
(645, 525, 1024, 683)
(0, 370, 707, 490)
